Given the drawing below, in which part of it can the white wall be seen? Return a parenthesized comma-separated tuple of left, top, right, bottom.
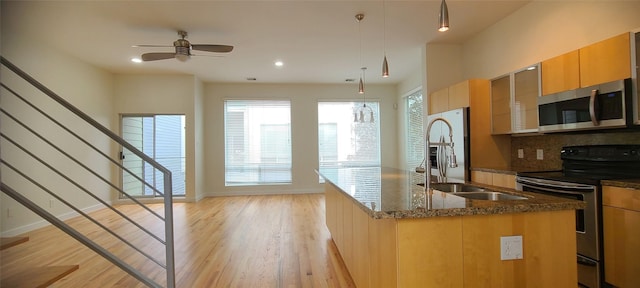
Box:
(424, 44, 463, 96)
(420, 2, 640, 90)
(462, 1, 640, 80)
(203, 83, 398, 196)
(1, 18, 115, 235)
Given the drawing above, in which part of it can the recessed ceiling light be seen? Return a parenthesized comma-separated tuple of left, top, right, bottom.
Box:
(274, 61, 284, 67)
(131, 57, 142, 63)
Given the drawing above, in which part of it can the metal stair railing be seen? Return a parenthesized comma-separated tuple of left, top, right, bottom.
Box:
(0, 56, 175, 288)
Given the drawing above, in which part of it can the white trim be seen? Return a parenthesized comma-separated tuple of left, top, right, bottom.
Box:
(204, 188, 324, 197)
(0, 202, 108, 237)
(401, 86, 423, 99)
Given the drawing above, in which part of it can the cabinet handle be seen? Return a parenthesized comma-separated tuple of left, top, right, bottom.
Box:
(589, 89, 600, 126)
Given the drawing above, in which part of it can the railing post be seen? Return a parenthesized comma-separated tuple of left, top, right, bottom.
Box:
(164, 172, 175, 288)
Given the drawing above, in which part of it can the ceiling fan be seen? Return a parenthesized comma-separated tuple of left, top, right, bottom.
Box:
(134, 30, 233, 62)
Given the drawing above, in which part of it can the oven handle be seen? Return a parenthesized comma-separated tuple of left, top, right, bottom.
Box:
(517, 177, 596, 192)
(520, 183, 592, 195)
(577, 257, 597, 267)
(589, 89, 600, 126)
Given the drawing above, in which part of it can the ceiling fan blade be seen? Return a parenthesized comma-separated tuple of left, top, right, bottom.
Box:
(141, 52, 176, 61)
(191, 54, 225, 58)
(191, 44, 234, 53)
(133, 44, 173, 48)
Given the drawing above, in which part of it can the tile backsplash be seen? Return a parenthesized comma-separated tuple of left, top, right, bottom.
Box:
(511, 130, 640, 171)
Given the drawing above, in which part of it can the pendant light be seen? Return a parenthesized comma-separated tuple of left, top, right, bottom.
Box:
(353, 14, 374, 123)
(381, 0, 389, 77)
(438, 0, 449, 32)
(356, 13, 365, 94)
(355, 67, 374, 123)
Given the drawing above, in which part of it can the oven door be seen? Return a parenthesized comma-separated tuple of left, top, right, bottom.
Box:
(516, 176, 599, 261)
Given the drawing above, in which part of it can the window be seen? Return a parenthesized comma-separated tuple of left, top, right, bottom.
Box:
(405, 90, 424, 185)
(121, 115, 186, 197)
(318, 101, 380, 170)
(224, 100, 292, 185)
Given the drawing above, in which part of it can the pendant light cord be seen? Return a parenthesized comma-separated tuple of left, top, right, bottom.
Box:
(359, 15, 363, 71)
(383, 0, 386, 56)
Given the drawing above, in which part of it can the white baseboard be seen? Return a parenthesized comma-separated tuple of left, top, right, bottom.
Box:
(0, 202, 108, 237)
(204, 188, 324, 197)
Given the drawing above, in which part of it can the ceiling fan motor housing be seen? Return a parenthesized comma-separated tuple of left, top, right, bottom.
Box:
(174, 38, 191, 61)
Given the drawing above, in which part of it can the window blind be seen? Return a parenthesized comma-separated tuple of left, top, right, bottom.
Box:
(224, 100, 292, 185)
(405, 90, 424, 185)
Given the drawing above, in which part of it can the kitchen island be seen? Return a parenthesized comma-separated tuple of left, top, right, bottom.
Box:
(318, 167, 585, 288)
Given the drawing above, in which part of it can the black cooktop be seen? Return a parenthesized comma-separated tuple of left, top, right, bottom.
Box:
(518, 145, 640, 185)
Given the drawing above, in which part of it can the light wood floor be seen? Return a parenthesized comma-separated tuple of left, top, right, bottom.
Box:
(0, 194, 356, 287)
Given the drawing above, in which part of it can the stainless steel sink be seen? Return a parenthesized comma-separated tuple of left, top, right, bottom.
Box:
(421, 183, 529, 201)
(428, 183, 486, 192)
(449, 192, 528, 201)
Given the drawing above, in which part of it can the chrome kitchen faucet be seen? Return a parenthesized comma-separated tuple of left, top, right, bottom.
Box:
(421, 117, 458, 195)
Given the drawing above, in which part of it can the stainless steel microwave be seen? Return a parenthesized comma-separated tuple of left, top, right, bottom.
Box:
(538, 78, 633, 133)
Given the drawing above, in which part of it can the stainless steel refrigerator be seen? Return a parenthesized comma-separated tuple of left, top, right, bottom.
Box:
(427, 107, 469, 182)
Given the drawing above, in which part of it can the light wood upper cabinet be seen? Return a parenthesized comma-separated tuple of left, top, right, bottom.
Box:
(541, 33, 632, 95)
(541, 50, 580, 96)
(429, 87, 449, 114)
(513, 66, 540, 132)
(602, 185, 640, 288)
(468, 79, 511, 170)
(448, 80, 471, 110)
(579, 32, 632, 87)
(490, 65, 540, 134)
(490, 75, 512, 134)
(429, 80, 472, 115)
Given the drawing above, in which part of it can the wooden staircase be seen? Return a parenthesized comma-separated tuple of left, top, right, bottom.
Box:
(1, 237, 79, 287)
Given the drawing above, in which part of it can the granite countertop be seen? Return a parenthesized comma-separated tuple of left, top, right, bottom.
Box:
(470, 167, 546, 174)
(601, 179, 640, 190)
(317, 167, 585, 219)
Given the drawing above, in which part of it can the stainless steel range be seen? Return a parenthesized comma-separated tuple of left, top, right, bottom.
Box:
(516, 145, 640, 288)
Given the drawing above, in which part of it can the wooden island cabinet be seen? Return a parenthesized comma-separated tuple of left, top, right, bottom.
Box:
(320, 167, 583, 288)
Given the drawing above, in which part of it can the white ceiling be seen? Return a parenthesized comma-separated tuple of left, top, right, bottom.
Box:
(2, 0, 531, 84)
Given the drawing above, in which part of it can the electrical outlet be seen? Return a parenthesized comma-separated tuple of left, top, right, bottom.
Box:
(7, 208, 13, 218)
(536, 149, 544, 160)
(501, 235, 523, 260)
(49, 199, 54, 208)
(517, 149, 524, 159)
